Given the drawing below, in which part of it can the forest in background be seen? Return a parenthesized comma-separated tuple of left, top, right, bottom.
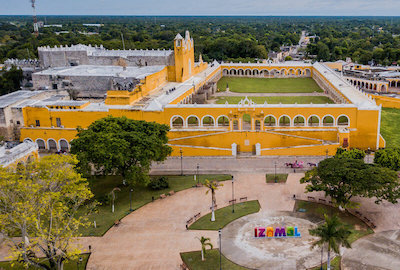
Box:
(1, 16, 400, 65)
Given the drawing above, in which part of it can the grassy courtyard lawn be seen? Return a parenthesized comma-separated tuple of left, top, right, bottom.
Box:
(0, 253, 90, 270)
(294, 200, 373, 244)
(215, 96, 334, 104)
(266, 173, 288, 183)
(80, 174, 232, 236)
(380, 107, 400, 148)
(217, 77, 323, 93)
(180, 249, 249, 270)
(189, 200, 260, 231)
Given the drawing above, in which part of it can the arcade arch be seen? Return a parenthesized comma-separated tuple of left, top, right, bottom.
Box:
(187, 115, 200, 127)
(171, 116, 184, 128)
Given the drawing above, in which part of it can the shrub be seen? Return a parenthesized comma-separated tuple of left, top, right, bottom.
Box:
(335, 148, 365, 160)
(148, 176, 169, 190)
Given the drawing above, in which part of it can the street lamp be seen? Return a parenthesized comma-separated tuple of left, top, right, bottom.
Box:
(196, 163, 200, 185)
(274, 160, 277, 183)
(129, 189, 133, 212)
(219, 229, 222, 270)
(180, 148, 183, 176)
(320, 245, 323, 270)
(231, 176, 235, 213)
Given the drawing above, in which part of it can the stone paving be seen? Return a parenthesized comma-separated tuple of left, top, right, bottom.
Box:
(0, 157, 400, 269)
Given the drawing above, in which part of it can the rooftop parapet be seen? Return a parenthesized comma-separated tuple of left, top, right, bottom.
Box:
(0, 141, 38, 167)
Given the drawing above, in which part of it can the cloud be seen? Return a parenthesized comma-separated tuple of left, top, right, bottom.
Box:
(1, 0, 399, 16)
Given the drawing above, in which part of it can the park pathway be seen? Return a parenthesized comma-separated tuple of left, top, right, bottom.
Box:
(82, 172, 303, 270)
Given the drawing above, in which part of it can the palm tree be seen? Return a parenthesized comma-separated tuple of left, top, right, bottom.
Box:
(309, 214, 352, 270)
(109, 187, 121, 213)
(203, 180, 223, 222)
(197, 236, 213, 261)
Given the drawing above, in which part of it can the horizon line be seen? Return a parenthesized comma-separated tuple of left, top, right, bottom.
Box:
(1, 15, 400, 17)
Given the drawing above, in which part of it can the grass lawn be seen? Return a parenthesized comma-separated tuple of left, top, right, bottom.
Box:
(180, 249, 249, 270)
(294, 200, 373, 244)
(380, 107, 400, 148)
(311, 256, 341, 270)
(80, 174, 232, 236)
(189, 200, 260, 230)
(215, 96, 334, 104)
(266, 173, 288, 183)
(0, 254, 90, 270)
(217, 77, 323, 93)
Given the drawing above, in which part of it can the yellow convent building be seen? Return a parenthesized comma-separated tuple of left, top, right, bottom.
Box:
(21, 31, 385, 157)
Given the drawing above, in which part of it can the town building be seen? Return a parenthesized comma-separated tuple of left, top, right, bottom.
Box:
(19, 31, 384, 157)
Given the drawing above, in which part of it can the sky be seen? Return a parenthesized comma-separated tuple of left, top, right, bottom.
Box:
(1, 0, 400, 16)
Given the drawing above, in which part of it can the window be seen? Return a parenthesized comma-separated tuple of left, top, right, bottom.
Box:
(10, 120, 13, 124)
(35, 120, 40, 127)
(56, 118, 62, 128)
(52, 83, 58, 90)
(16, 121, 20, 125)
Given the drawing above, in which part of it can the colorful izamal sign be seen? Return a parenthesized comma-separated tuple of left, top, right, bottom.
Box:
(254, 226, 301, 238)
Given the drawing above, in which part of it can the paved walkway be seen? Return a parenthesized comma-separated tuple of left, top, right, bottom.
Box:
(0, 156, 399, 269)
(82, 172, 300, 269)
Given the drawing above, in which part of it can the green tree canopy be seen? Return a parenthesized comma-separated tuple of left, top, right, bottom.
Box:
(301, 158, 400, 208)
(374, 148, 400, 171)
(0, 155, 94, 270)
(70, 116, 172, 185)
(335, 148, 366, 160)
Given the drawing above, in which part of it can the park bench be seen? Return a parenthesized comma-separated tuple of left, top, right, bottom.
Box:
(180, 262, 189, 270)
(168, 190, 175, 196)
(160, 194, 167, 199)
(114, 220, 121, 226)
(240, 197, 247, 202)
(186, 217, 193, 225)
(196, 183, 203, 188)
(194, 212, 201, 220)
(307, 196, 315, 201)
(229, 199, 237, 204)
(318, 198, 326, 203)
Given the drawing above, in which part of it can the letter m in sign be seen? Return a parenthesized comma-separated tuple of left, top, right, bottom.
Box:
(274, 227, 286, 237)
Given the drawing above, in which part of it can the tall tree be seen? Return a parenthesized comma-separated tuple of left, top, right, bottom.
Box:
(0, 155, 95, 270)
(309, 214, 352, 270)
(70, 116, 172, 185)
(301, 158, 400, 208)
(203, 180, 223, 222)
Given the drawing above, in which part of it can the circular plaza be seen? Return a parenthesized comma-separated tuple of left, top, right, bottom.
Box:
(221, 211, 321, 270)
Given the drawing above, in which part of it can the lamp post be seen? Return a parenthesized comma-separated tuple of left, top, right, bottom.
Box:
(320, 245, 323, 270)
(129, 188, 133, 212)
(274, 160, 277, 183)
(196, 163, 200, 185)
(219, 229, 222, 270)
(180, 148, 183, 176)
(231, 176, 235, 213)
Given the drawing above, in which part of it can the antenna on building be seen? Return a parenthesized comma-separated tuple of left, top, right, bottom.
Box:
(121, 33, 126, 50)
(31, 0, 39, 37)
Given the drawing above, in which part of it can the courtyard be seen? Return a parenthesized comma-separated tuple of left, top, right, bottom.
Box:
(216, 77, 323, 93)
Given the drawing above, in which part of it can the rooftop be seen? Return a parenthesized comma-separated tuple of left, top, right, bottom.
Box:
(0, 91, 44, 109)
(34, 65, 166, 79)
(0, 141, 37, 167)
(38, 44, 173, 57)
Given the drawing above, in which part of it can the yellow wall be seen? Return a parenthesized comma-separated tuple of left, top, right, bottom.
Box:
(105, 67, 168, 105)
(370, 94, 400, 109)
(20, 101, 381, 156)
(174, 34, 195, 82)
